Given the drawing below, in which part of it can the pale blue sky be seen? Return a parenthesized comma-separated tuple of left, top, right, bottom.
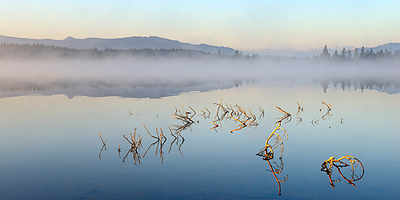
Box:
(1, 0, 399, 50)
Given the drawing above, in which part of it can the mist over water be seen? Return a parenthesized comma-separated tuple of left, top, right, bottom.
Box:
(1, 57, 399, 98)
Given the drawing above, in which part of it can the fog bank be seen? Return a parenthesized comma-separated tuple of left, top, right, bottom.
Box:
(0, 58, 399, 97)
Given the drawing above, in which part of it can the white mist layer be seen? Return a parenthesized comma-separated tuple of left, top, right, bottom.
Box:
(0, 58, 399, 89)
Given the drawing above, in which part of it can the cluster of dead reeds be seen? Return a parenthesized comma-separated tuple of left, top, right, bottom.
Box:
(256, 106, 290, 160)
(169, 99, 261, 136)
(252, 105, 291, 196)
(98, 99, 361, 195)
(170, 106, 197, 135)
(254, 101, 350, 195)
(211, 99, 259, 133)
(99, 122, 185, 164)
(121, 128, 143, 164)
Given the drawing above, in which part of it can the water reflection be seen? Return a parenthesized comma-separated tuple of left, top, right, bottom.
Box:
(121, 129, 143, 165)
(265, 157, 288, 196)
(96, 99, 365, 196)
(198, 107, 211, 119)
(3, 78, 399, 199)
(256, 106, 290, 160)
(320, 78, 400, 94)
(296, 102, 303, 125)
(142, 125, 167, 164)
(212, 99, 259, 133)
(1, 77, 400, 100)
(256, 106, 291, 195)
(168, 127, 185, 157)
(171, 106, 197, 134)
(320, 155, 365, 189)
(321, 101, 333, 120)
(98, 132, 107, 160)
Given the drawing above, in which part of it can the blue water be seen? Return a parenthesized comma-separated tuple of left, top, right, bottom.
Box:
(0, 82, 399, 199)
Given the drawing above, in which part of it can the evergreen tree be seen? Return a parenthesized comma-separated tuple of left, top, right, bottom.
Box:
(332, 50, 340, 60)
(376, 49, 384, 58)
(321, 45, 330, 59)
(347, 49, 352, 59)
(384, 49, 391, 58)
(353, 48, 359, 58)
(367, 48, 374, 58)
(341, 48, 346, 59)
(234, 50, 240, 57)
(360, 46, 365, 58)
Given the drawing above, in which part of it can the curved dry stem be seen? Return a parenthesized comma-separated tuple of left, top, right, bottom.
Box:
(262, 122, 288, 158)
(321, 155, 364, 188)
(266, 159, 288, 196)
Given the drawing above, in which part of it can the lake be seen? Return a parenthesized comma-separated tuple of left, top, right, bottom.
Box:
(0, 76, 399, 199)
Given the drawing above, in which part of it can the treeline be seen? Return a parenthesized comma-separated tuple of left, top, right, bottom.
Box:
(315, 45, 400, 61)
(0, 43, 257, 60)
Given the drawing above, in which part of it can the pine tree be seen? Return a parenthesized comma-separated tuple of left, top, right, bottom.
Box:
(347, 49, 352, 59)
(332, 50, 340, 60)
(353, 48, 359, 58)
(360, 46, 365, 58)
(341, 48, 346, 59)
(321, 45, 330, 59)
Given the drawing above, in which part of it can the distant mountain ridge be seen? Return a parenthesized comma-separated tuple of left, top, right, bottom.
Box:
(1, 35, 399, 58)
(370, 42, 400, 53)
(0, 35, 236, 55)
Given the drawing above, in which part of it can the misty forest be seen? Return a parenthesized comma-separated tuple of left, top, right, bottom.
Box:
(1, 41, 400, 97)
(1, 43, 400, 61)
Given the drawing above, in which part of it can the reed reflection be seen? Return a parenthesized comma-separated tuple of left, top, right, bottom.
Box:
(256, 106, 291, 195)
(98, 132, 107, 160)
(142, 124, 167, 164)
(94, 99, 368, 198)
(122, 129, 143, 165)
(296, 101, 303, 125)
(170, 106, 197, 135)
(321, 101, 332, 120)
(212, 99, 258, 133)
(168, 127, 185, 157)
(320, 155, 365, 189)
(266, 157, 287, 196)
(199, 107, 211, 119)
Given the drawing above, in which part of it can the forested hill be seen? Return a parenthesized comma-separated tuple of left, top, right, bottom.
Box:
(0, 43, 207, 59)
(0, 43, 255, 60)
(0, 35, 235, 55)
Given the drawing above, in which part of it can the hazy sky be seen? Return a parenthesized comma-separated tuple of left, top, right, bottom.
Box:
(1, 0, 399, 51)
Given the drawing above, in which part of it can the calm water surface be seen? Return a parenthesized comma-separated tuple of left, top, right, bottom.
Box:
(0, 81, 399, 199)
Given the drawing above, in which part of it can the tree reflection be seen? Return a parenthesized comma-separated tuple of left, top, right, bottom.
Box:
(318, 78, 400, 94)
